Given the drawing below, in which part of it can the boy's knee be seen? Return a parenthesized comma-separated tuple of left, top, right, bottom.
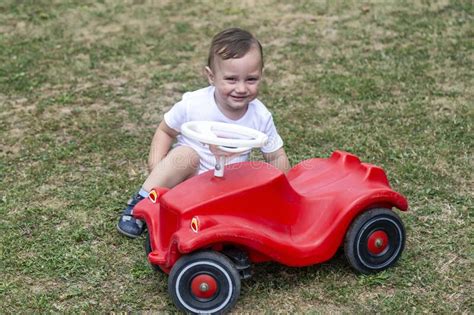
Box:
(182, 146, 200, 170)
(171, 146, 200, 171)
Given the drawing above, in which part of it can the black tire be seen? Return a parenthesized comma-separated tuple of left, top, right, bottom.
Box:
(344, 208, 405, 274)
(144, 232, 163, 273)
(168, 251, 241, 314)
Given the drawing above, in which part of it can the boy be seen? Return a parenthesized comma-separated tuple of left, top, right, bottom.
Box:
(117, 27, 291, 238)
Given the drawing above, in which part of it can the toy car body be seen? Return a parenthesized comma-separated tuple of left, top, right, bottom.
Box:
(133, 151, 408, 314)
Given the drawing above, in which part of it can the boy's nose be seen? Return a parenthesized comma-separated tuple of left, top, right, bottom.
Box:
(235, 81, 246, 93)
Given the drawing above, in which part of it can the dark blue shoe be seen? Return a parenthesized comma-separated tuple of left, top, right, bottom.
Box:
(117, 193, 146, 238)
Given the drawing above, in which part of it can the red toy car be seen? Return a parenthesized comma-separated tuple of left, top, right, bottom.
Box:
(133, 122, 408, 314)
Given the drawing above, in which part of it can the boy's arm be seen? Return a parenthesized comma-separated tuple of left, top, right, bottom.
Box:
(263, 147, 291, 174)
(148, 121, 179, 172)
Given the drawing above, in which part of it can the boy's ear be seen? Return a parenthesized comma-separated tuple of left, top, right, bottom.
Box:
(205, 66, 214, 85)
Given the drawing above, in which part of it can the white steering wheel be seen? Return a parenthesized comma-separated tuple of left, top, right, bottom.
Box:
(181, 121, 268, 177)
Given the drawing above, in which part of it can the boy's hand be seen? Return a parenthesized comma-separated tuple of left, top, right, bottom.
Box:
(263, 147, 291, 174)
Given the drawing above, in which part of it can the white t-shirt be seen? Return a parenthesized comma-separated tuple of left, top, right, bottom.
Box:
(164, 86, 284, 173)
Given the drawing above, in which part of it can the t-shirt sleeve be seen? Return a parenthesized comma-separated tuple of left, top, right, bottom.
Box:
(261, 114, 284, 153)
(163, 96, 189, 132)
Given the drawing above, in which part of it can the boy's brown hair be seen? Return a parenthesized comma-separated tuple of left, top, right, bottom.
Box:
(207, 28, 264, 70)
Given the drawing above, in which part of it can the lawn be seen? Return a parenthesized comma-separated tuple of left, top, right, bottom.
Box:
(1, 0, 472, 313)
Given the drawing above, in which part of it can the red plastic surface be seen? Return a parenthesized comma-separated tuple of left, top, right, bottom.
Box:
(191, 274, 218, 299)
(133, 151, 408, 271)
(367, 230, 389, 255)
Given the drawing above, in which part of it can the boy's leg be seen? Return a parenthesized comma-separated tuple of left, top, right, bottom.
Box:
(117, 146, 200, 238)
(143, 145, 200, 191)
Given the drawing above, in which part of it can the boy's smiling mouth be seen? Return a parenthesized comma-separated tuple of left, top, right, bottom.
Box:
(230, 95, 247, 101)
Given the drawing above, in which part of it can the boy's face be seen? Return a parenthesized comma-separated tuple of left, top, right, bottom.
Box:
(206, 46, 263, 119)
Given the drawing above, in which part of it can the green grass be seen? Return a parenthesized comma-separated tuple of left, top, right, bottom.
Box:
(1, 0, 472, 313)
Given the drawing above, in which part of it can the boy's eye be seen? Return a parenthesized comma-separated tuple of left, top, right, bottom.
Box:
(247, 77, 259, 83)
(225, 77, 237, 82)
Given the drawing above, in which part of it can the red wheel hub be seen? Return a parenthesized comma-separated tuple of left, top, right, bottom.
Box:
(367, 230, 389, 255)
(190, 274, 218, 299)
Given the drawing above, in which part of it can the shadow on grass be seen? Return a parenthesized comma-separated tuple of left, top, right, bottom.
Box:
(243, 248, 350, 290)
